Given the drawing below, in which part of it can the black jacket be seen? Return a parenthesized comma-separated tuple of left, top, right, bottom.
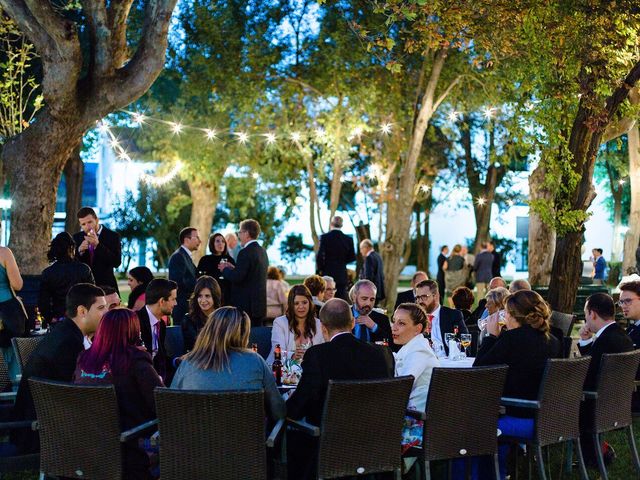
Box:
(38, 260, 94, 323)
(137, 306, 168, 380)
(181, 312, 205, 352)
(474, 325, 560, 417)
(73, 226, 121, 292)
(168, 247, 197, 323)
(351, 307, 393, 349)
(196, 254, 235, 305)
(394, 289, 415, 310)
(434, 305, 468, 354)
(578, 322, 633, 391)
(286, 333, 394, 426)
(360, 251, 385, 302)
(222, 241, 268, 324)
(316, 229, 356, 285)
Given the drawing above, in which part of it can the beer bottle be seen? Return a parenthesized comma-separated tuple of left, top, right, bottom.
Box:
(272, 344, 283, 386)
(251, 343, 258, 353)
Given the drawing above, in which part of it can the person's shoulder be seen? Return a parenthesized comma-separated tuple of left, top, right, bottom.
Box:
(370, 309, 389, 322)
(440, 305, 462, 318)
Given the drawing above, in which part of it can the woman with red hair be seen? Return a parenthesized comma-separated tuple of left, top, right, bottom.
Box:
(74, 308, 164, 480)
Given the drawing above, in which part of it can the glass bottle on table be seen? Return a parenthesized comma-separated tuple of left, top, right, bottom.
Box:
(272, 344, 283, 386)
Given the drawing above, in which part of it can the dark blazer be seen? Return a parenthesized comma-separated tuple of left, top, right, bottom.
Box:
(474, 325, 560, 417)
(491, 250, 502, 278)
(435, 305, 468, 354)
(626, 322, 640, 411)
(137, 306, 168, 380)
(181, 312, 205, 352)
(360, 251, 385, 302)
(222, 241, 269, 325)
(168, 247, 197, 324)
(394, 289, 415, 310)
(13, 318, 85, 453)
(578, 322, 633, 391)
(316, 229, 356, 286)
(286, 333, 394, 426)
(38, 260, 94, 324)
(73, 226, 122, 292)
(196, 254, 235, 305)
(436, 253, 447, 283)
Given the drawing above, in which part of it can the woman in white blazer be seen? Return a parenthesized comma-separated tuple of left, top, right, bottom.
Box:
(267, 284, 324, 364)
(392, 302, 440, 455)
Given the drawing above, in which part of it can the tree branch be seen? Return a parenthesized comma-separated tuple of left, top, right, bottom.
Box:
(283, 77, 325, 97)
(81, 0, 112, 77)
(433, 75, 461, 113)
(108, 0, 135, 68)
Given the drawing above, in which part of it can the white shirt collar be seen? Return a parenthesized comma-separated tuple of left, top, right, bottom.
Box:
(431, 305, 441, 318)
(146, 305, 160, 327)
(180, 245, 193, 257)
(634, 319, 640, 327)
(595, 321, 615, 338)
(243, 239, 258, 248)
(83, 336, 92, 350)
(330, 331, 350, 342)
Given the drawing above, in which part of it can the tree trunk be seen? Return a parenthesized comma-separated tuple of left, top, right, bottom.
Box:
(328, 155, 343, 224)
(306, 154, 320, 252)
(547, 230, 584, 313)
(611, 192, 623, 263)
(623, 124, 640, 274)
(188, 179, 220, 264)
(63, 144, 84, 234)
(473, 202, 493, 251)
(528, 164, 556, 286)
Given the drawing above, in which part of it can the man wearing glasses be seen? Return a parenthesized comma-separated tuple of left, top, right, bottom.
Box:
(168, 227, 201, 325)
(618, 281, 640, 412)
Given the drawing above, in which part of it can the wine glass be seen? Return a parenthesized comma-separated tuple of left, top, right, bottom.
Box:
(444, 333, 461, 360)
(219, 256, 228, 280)
(460, 333, 472, 358)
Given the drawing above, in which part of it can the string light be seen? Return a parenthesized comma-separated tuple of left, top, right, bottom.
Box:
(110, 139, 120, 148)
(448, 111, 460, 122)
(476, 197, 487, 206)
(141, 161, 183, 186)
(350, 126, 363, 139)
(420, 184, 430, 193)
(291, 131, 302, 142)
(265, 132, 277, 144)
(132, 112, 146, 124)
(506, 199, 514, 207)
(171, 122, 183, 134)
(315, 128, 326, 139)
(380, 123, 392, 135)
(252, 172, 260, 179)
(97, 122, 110, 134)
(205, 129, 217, 140)
(619, 179, 626, 186)
(483, 107, 495, 120)
(236, 132, 249, 144)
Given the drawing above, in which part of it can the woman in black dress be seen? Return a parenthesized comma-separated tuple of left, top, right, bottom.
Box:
(196, 233, 234, 305)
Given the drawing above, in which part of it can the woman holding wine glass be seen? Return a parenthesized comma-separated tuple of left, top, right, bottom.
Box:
(267, 285, 324, 364)
(477, 287, 510, 343)
(196, 233, 234, 305)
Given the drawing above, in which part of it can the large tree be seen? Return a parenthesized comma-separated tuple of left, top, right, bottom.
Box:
(0, 0, 178, 273)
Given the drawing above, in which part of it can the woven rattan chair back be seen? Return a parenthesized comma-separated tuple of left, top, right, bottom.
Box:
(421, 366, 507, 461)
(534, 357, 591, 447)
(12, 336, 44, 375)
(29, 378, 123, 480)
(592, 350, 640, 433)
(249, 327, 272, 360)
(0, 346, 11, 392)
(550, 311, 576, 337)
(316, 376, 413, 479)
(155, 388, 267, 480)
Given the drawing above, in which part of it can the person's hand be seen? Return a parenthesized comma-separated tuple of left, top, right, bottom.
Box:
(86, 230, 99, 247)
(486, 312, 502, 337)
(293, 345, 306, 361)
(78, 239, 89, 253)
(356, 315, 375, 329)
(579, 324, 593, 341)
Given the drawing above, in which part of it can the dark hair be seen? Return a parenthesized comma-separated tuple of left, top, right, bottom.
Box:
(76, 308, 141, 376)
(76, 207, 97, 219)
(286, 285, 316, 339)
(451, 286, 474, 311)
(303, 275, 326, 296)
(267, 266, 282, 280)
(319, 298, 353, 332)
(415, 279, 439, 294)
(620, 281, 640, 297)
(99, 285, 118, 296)
(127, 266, 154, 309)
(188, 276, 222, 329)
(505, 290, 551, 337)
(440, 245, 448, 252)
(239, 219, 260, 239)
(65, 283, 105, 318)
(145, 278, 177, 305)
(47, 232, 76, 262)
(585, 292, 615, 320)
(395, 303, 427, 332)
(208, 233, 228, 256)
(592, 248, 603, 255)
(179, 227, 197, 244)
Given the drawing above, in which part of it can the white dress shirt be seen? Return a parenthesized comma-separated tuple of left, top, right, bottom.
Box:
(145, 305, 161, 356)
(430, 305, 443, 349)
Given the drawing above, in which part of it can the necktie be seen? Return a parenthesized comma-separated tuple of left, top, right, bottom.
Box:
(88, 244, 95, 264)
(153, 323, 160, 356)
(427, 314, 434, 333)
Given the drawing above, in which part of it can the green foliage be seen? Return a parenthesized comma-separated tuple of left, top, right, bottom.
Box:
(594, 136, 630, 225)
(279, 233, 313, 267)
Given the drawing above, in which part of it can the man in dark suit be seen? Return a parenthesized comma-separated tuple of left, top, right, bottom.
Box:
(436, 245, 448, 304)
(286, 298, 394, 479)
(137, 278, 177, 382)
(73, 207, 122, 293)
(219, 219, 268, 326)
(394, 270, 428, 310)
(613, 281, 640, 412)
(316, 216, 356, 301)
(489, 241, 501, 278)
(13, 284, 107, 453)
(348, 280, 393, 347)
(578, 293, 634, 465)
(168, 227, 200, 325)
(415, 279, 467, 355)
(358, 239, 385, 304)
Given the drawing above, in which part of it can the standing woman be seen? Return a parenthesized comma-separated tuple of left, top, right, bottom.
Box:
(267, 285, 324, 364)
(126, 266, 154, 311)
(0, 245, 24, 382)
(196, 233, 234, 305)
(266, 266, 288, 323)
(182, 276, 222, 352)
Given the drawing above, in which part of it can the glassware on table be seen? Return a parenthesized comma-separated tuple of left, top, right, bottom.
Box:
(444, 333, 462, 360)
(219, 257, 228, 280)
(477, 317, 488, 332)
(498, 310, 507, 328)
(460, 333, 472, 357)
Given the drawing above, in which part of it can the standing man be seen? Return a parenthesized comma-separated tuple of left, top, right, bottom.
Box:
(436, 245, 449, 304)
(358, 239, 385, 304)
(73, 207, 122, 293)
(474, 243, 494, 301)
(414, 279, 467, 355)
(168, 227, 201, 325)
(591, 248, 607, 285)
(316, 216, 356, 301)
(394, 271, 428, 310)
(489, 241, 502, 278)
(219, 219, 269, 326)
(225, 232, 241, 261)
(349, 280, 392, 346)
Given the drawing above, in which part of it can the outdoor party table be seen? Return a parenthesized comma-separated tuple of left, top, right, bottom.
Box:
(438, 357, 475, 368)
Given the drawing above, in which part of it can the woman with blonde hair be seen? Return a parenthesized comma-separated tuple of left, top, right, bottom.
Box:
(171, 306, 285, 421)
(444, 244, 467, 296)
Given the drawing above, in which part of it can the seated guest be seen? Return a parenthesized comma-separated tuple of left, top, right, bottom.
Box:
(196, 233, 234, 305)
(266, 266, 288, 322)
(474, 290, 560, 478)
(578, 293, 633, 465)
(182, 276, 222, 352)
(137, 279, 178, 381)
(509, 278, 531, 293)
(394, 270, 429, 310)
(392, 303, 439, 455)
(349, 279, 393, 345)
(127, 266, 154, 311)
(74, 309, 164, 480)
(286, 298, 394, 479)
(482, 287, 510, 326)
(618, 281, 640, 412)
(450, 286, 475, 324)
(469, 276, 507, 324)
(303, 275, 326, 316)
(171, 306, 285, 422)
(322, 276, 336, 300)
(100, 285, 122, 310)
(39, 232, 94, 326)
(13, 284, 107, 453)
(268, 285, 324, 364)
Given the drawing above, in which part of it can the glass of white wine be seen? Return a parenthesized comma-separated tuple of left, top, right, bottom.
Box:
(460, 333, 472, 358)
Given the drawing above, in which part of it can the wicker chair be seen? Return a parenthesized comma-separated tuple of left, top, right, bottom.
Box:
(499, 357, 591, 480)
(288, 376, 414, 479)
(581, 350, 640, 480)
(249, 326, 273, 360)
(0, 419, 39, 477)
(550, 311, 576, 337)
(29, 378, 157, 480)
(404, 366, 508, 480)
(154, 388, 284, 480)
(12, 336, 44, 375)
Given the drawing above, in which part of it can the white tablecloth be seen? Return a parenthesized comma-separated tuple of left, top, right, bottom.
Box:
(438, 357, 475, 369)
